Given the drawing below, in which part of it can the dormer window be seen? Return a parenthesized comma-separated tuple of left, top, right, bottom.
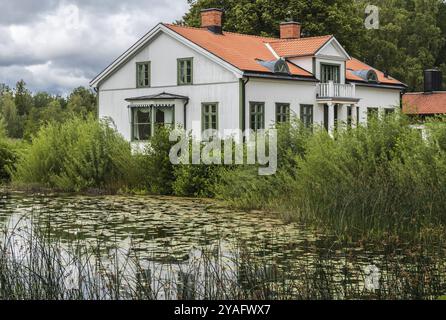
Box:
(367, 70, 378, 83)
(274, 59, 290, 74)
(351, 69, 380, 84)
(257, 58, 290, 75)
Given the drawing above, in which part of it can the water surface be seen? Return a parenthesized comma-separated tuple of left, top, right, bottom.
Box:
(0, 192, 444, 300)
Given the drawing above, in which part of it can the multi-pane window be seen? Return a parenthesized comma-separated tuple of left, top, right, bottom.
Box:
(178, 58, 193, 85)
(321, 64, 340, 83)
(132, 108, 151, 141)
(202, 103, 218, 131)
(367, 107, 379, 121)
(300, 104, 313, 128)
(136, 62, 150, 88)
(250, 102, 265, 131)
(276, 103, 291, 124)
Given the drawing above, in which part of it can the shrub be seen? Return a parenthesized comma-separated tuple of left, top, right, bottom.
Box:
(13, 116, 135, 192)
(214, 120, 311, 209)
(173, 163, 223, 198)
(215, 114, 446, 242)
(137, 126, 177, 195)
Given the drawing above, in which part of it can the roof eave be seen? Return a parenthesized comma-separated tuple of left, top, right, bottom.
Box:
(243, 71, 318, 82)
(348, 79, 407, 90)
(90, 23, 165, 88)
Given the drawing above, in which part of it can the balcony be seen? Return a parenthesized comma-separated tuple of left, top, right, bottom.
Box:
(316, 81, 358, 103)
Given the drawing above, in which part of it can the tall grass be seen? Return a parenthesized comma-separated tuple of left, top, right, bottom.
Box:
(216, 115, 446, 243)
(12, 116, 136, 193)
(1, 219, 445, 300)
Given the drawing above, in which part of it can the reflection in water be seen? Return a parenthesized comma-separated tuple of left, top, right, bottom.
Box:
(0, 192, 445, 300)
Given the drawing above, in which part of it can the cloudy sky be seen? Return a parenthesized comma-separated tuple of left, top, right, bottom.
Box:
(0, 0, 190, 95)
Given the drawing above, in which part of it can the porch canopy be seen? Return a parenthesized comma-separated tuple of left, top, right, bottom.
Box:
(125, 92, 189, 142)
(125, 92, 189, 107)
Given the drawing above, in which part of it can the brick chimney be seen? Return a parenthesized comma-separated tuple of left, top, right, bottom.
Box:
(280, 21, 301, 39)
(201, 8, 224, 34)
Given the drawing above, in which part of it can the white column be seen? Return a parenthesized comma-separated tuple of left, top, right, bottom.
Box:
(327, 102, 335, 136)
(328, 80, 335, 97)
(338, 104, 348, 126)
(351, 104, 357, 128)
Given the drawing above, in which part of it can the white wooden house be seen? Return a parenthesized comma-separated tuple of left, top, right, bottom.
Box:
(90, 8, 406, 143)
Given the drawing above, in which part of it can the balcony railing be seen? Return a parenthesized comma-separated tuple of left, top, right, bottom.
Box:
(316, 81, 356, 100)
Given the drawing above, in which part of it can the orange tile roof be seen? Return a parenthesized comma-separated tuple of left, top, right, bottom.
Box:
(403, 92, 446, 115)
(164, 24, 314, 77)
(164, 24, 404, 86)
(267, 35, 333, 57)
(346, 58, 405, 86)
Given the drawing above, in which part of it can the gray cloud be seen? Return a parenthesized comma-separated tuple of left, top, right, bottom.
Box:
(0, 0, 189, 95)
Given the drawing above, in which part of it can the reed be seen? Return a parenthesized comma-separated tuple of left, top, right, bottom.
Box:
(0, 214, 445, 300)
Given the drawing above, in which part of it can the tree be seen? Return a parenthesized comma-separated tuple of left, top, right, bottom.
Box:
(0, 84, 10, 95)
(182, 0, 365, 55)
(14, 80, 33, 116)
(0, 93, 22, 138)
(66, 87, 97, 118)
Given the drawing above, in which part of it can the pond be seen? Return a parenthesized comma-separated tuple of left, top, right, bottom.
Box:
(0, 192, 445, 300)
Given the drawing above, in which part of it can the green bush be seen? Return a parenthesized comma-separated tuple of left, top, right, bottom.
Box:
(215, 115, 446, 242)
(173, 163, 223, 198)
(288, 115, 446, 241)
(172, 137, 229, 198)
(214, 120, 311, 210)
(13, 116, 135, 192)
(0, 140, 19, 183)
(136, 126, 177, 195)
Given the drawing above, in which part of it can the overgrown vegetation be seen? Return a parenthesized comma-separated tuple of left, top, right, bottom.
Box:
(12, 117, 135, 193)
(1, 111, 445, 243)
(0, 81, 96, 140)
(216, 115, 446, 243)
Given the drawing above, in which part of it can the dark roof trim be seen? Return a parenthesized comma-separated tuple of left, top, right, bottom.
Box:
(243, 71, 318, 82)
(125, 92, 189, 102)
(348, 80, 407, 90)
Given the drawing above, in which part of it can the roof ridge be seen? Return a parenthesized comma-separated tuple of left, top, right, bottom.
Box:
(405, 91, 446, 94)
(164, 23, 277, 40)
(266, 35, 333, 43)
